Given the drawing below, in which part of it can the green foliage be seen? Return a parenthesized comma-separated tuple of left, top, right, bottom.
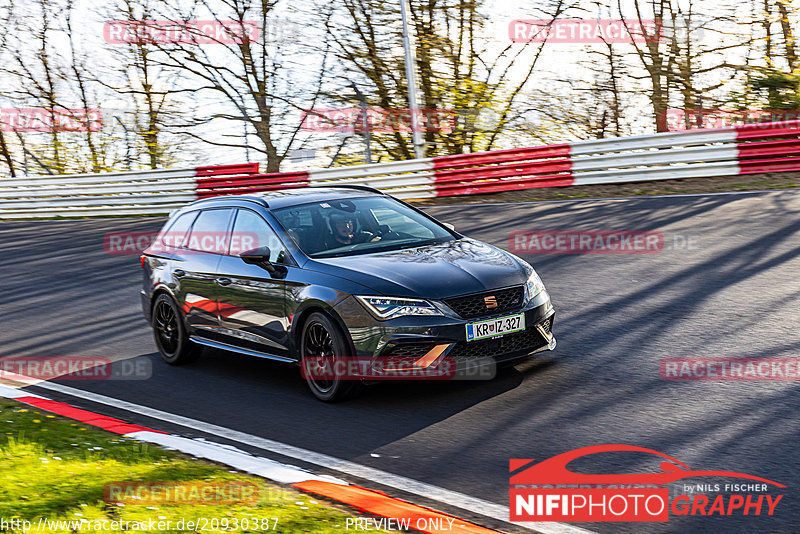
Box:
(735, 69, 800, 110)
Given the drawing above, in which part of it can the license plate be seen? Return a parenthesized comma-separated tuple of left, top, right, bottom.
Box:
(465, 313, 525, 342)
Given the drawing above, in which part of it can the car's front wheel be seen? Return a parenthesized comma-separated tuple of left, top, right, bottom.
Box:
(152, 294, 202, 365)
(300, 312, 361, 402)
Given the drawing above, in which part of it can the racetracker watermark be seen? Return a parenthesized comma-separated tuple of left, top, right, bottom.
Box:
(509, 19, 661, 43)
(301, 108, 457, 133)
(509, 231, 664, 254)
(103, 481, 259, 506)
(103, 20, 260, 44)
(104, 231, 266, 255)
(661, 357, 800, 381)
(300, 355, 496, 381)
(664, 109, 800, 130)
(0, 517, 279, 531)
(0, 108, 102, 132)
(0, 356, 151, 382)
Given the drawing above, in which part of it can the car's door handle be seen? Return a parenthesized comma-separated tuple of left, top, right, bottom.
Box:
(173, 269, 185, 277)
(216, 277, 232, 286)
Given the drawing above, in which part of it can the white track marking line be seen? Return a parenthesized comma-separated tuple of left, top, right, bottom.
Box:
(0, 384, 45, 399)
(125, 430, 347, 485)
(24, 380, 596, 534)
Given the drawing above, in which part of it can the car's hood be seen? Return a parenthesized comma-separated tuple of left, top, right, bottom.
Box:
(304, 239, 529, 299)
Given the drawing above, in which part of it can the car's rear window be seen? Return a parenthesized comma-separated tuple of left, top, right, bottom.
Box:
(158, 210, 198, 249)
(184, 208, 235, 253)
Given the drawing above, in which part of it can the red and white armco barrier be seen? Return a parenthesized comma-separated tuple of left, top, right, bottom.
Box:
(0, 163, 260, 218)
(3, 120, 800, 218)
(195, 120, 800, 199)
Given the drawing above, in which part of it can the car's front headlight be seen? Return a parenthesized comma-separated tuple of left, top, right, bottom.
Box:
(355, 296, 443, 320)
(525, 270, 546, 302)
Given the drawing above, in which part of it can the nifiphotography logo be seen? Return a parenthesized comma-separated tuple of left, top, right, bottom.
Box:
(509, 445, 785, 522)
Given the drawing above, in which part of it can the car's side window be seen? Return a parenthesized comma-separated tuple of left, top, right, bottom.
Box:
(159, 211, 198, 249)
(275, 206, 321, 253)
(230, 209, 288, 263)
(184, 208, 235, 254)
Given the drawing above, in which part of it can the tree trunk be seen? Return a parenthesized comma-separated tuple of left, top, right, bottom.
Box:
(776, 0, 797, 71)
(0, 129, 16, 177)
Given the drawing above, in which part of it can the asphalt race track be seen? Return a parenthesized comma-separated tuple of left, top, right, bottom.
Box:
(2, 190, 800, 534)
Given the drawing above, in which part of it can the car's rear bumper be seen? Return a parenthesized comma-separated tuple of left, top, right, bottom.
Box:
(140, 289, 151, 323)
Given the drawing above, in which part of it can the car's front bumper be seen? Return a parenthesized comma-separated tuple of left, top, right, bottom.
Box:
(334, 291, 556, 379)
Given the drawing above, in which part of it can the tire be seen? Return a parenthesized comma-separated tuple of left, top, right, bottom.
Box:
(152, 294, 202, 365)
(299, 312, 362, 402)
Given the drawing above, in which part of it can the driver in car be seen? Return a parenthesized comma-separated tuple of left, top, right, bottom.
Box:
(326, 211, 381, 249)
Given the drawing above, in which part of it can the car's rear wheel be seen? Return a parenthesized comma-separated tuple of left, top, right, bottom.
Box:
(300, 312, 361, 402)
(152, 294, 202, 365)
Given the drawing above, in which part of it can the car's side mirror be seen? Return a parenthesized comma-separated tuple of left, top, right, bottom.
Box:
(443, 222, 455, 232)
(240, 246, 277, 273)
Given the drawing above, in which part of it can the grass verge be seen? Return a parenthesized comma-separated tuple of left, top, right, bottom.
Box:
(0, 399, 390, 533)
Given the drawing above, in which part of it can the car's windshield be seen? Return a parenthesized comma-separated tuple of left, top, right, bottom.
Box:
(272, 196, 455, 258)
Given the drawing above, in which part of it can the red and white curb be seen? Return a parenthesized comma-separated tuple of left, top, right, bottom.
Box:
(0, 384, 339, 485)
(0, 384, 579, 534)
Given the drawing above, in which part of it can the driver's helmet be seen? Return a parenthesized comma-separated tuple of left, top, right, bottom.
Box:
(329, 210, 356, 229)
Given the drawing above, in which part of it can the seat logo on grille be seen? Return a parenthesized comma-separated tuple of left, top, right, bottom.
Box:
(484, 295, 498, 309)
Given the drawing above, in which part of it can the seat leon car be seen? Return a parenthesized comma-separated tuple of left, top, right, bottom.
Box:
(140, 186, 556, 401)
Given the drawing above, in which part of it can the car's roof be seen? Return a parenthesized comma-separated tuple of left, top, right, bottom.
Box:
(193, 186, 385, 210)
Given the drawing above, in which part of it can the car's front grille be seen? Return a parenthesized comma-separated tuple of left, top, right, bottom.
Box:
(380, 315, 554, 367)
(383, 343, 432, 359)
(444, 285, 524, 319)
(448, 326, 547, 362)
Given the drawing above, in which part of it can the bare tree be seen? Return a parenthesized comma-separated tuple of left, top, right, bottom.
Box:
(764, 0, 775, 67)
(2, 0, 66, 172)
(65, 0, 103, 172)
(619, 0, 677, 131)
(581, 38, 630, 137)
(0, 0, 16, 176)
(101, 0, 193, 169)
(776, 0, 798, 71)
(618, 0, 747, 131)
(1, 0, 120, 174)
(321, 0, 569, 159)
(148, 0, 331, 172)
(0, 130, 15, 177)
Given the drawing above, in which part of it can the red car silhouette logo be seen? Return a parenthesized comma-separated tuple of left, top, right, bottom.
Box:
(510, 444, 785, 487)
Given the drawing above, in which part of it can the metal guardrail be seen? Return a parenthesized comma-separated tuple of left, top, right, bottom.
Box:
(0, 168, 198, 218)
(2, 121, 800, 218)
